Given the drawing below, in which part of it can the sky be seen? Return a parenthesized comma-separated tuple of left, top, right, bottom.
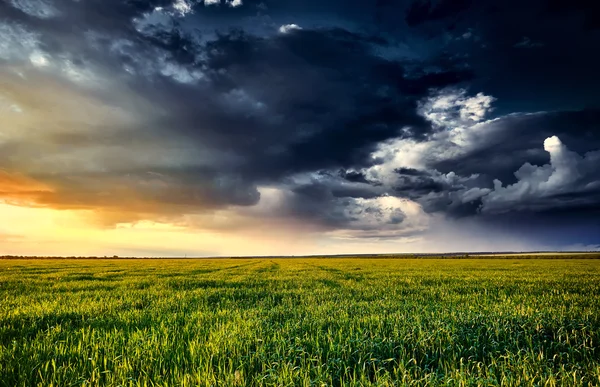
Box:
(1, 0, 599, 256)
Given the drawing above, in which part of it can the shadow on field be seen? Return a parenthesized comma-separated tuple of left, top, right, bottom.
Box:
(156, 261, 259, 278)
(45, 285, 119, 294)
(166, 279, 266, 290)
(60, 273, 123, 282)
(12, 268, 56, 275)
(204, 289, 291, 309)
(316, 278, 342, 288)
(256, 261, 280, 273)
(310, 264, 365, 282)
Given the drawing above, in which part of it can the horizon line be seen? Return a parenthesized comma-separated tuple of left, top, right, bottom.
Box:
(1, 251, 599, 259)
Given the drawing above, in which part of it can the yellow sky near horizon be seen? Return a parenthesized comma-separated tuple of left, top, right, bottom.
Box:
(1, 199, 551, 257)
(0, 202, 326, 257)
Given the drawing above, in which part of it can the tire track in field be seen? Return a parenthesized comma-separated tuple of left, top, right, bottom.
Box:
(306, 263, 365, 282)
(300, 263, 365, 291)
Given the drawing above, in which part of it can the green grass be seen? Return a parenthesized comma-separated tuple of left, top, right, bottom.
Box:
(1, 258, 600, 386)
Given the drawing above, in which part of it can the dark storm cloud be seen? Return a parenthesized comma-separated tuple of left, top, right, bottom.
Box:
(35, 167, 261, 209)
(394, 175, 446, 195)
(402, 0, 600, 112)
(338, 170, 371, 185)
(284, 181, 412, 237)
(544, 0, 600, 30)
(394, 167, 428, 177)
(382, 109, 600, 220)
(476, 135, 600, 215)
(0, 0, 475, 229)
(190, 28, 472, 180)
(431, 109, 600, 184)
(405, 0, 473, 27)
(389, 170, 490, 218)
(392, 0, 600, 225)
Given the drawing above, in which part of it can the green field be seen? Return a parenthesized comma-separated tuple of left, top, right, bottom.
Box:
(1, 258, 600, 386)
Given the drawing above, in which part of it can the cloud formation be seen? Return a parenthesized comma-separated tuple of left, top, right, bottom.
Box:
(0, 0, 599, 253)
(279, 24, 302, 33)
(481, 136, 600, 213)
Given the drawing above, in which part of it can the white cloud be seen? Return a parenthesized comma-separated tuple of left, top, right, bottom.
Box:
(481, 136, 600, 213)
(366, 138, 428, 185)
(9, 0, 60, 19)
(173, 0, 193, 15)
(0, 23, 42, 62)
(133, 7, 175, 35)
(0, 23, 107, 87)
(365, 136, 479, 189)
(459, 92, 495, 122)
(135, 0, 239, 27)
(60, 58, 100, 86)
(367, 109, 548, 182)
(279, 24, 302, 34)
(365, 130, 600, 216)
(418, 88, 496, 129)
(29, 51, 50, 67)
(159, 60, 204, 84)
(460, 187, 491, 203)
(104, 37, 204, 84)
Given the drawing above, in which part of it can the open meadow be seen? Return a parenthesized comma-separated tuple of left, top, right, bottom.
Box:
(1, 257, 600, 386)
